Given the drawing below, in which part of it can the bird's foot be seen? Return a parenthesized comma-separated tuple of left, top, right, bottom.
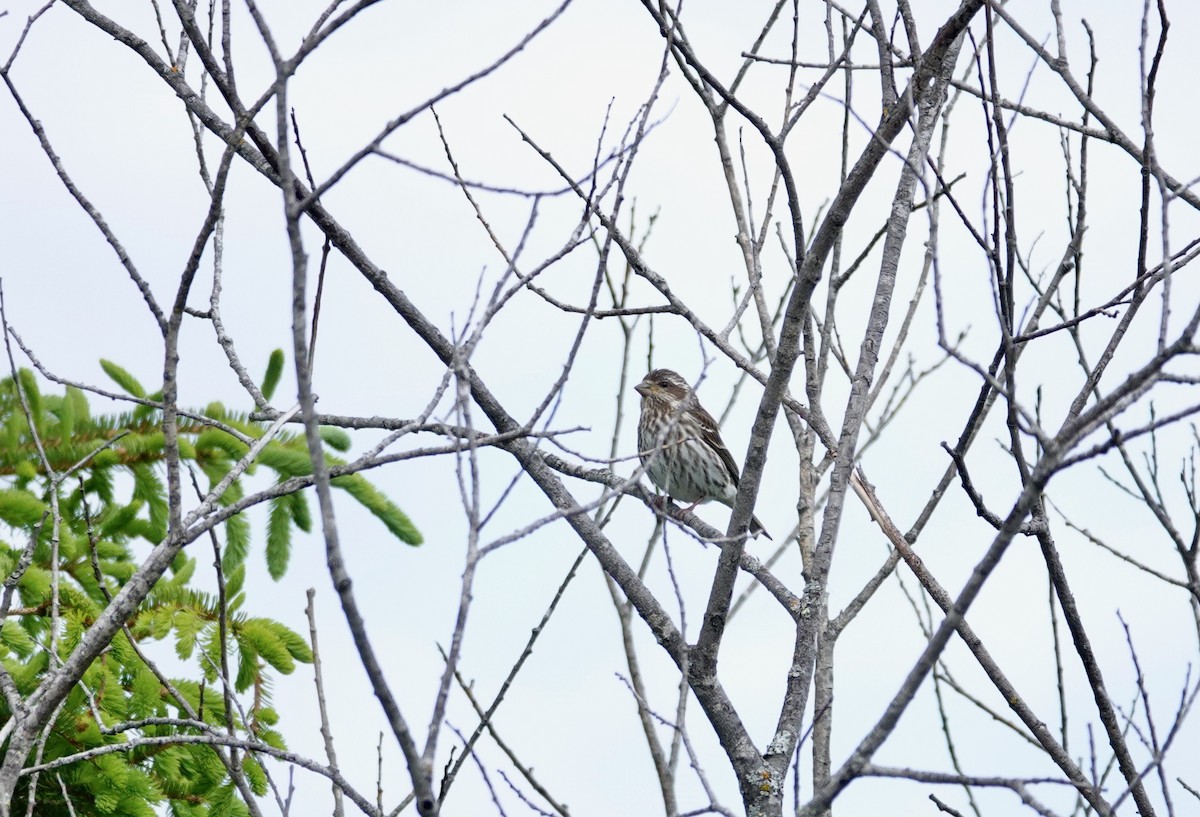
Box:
(649, 495, 676, 514)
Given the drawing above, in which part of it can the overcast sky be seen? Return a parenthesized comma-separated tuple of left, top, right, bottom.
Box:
(3, 1, 1200, 815)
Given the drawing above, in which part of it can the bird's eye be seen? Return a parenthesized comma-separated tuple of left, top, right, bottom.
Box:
(658, 380, 670, 388)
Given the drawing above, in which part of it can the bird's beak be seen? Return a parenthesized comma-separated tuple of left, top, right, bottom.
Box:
(634, 382, 650, 397)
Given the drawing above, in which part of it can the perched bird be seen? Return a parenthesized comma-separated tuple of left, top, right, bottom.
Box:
(635, 368, 770, 539)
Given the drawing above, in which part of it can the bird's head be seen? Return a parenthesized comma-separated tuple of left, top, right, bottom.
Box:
(634, 369, 692, 404)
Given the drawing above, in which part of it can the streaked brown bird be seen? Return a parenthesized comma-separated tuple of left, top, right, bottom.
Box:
(635, 368, 770, 539)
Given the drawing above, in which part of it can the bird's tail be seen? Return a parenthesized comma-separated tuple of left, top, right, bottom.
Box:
(719, 497, 772, 540)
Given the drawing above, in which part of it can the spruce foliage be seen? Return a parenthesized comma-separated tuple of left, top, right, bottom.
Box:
(0, 359, 421, 815)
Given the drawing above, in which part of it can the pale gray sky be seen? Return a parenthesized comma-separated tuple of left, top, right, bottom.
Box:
(3, 1, 1200, 815)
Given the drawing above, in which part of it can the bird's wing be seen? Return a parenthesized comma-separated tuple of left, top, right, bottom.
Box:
(693, 403, 742, 485)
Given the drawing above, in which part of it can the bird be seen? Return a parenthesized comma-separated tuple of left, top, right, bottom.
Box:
(634, 368, 770, 539)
